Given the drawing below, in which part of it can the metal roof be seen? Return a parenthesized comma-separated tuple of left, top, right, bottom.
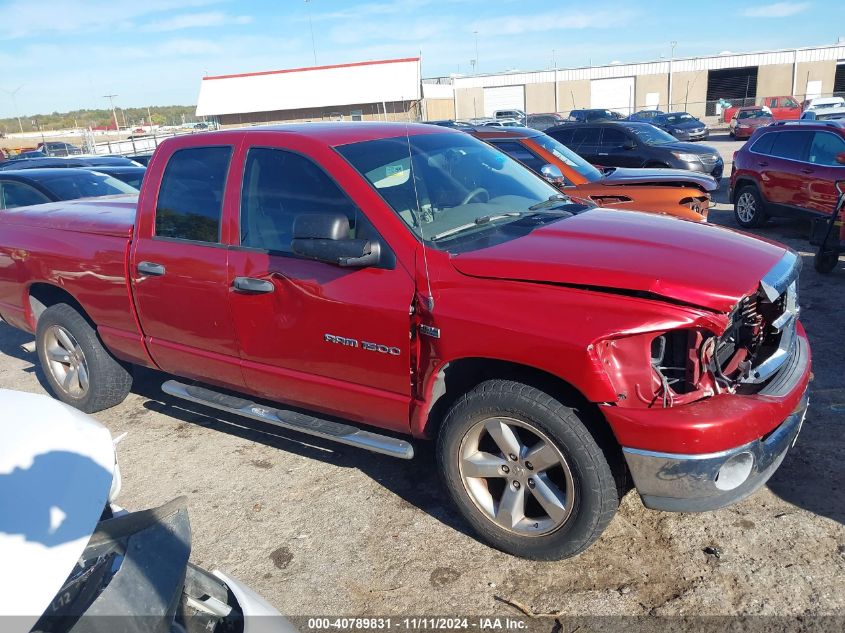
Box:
(196, 57, 422, 117)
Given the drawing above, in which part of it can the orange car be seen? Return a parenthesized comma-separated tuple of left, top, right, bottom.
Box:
(467, 126, 716, 221)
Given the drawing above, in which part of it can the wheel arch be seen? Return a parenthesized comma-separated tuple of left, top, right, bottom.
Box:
(416, 357, 620, 455)
(731, 177, 761, 203)
(27, 283, 93, 330)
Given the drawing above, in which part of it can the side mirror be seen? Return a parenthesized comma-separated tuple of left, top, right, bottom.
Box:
(836, 153, 845, 166)
(540, 164, 565, 186)
(623, 138, 637, 150)
(290, 213, 380, 268)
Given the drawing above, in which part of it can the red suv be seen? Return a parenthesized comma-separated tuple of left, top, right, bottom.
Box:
(730, 120, 845, 227)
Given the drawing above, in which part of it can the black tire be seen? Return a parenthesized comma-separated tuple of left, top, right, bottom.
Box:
(733, 184, 768, 228)
(437, 380, 619, 560)
(36, 303, 133, 413)
(814, 249, 839, 273)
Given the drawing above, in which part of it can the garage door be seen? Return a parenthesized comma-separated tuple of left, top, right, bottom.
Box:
(590, 77, 634, 115)
(484, 85, 525, 117)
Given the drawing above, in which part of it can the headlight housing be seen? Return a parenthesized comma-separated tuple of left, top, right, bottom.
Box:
(596, 328, 719, 408)
(672, 152, 701, 162)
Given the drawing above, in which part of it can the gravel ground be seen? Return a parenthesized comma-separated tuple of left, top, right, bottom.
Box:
(1, 133, 843, 623)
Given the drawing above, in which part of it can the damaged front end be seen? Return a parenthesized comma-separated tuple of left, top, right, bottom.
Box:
(596, 251, 802, 409)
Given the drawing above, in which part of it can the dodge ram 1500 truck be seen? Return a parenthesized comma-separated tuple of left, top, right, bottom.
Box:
(0, 123, 811, 560)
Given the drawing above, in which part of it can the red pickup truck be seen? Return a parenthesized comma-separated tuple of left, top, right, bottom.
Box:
(0, 124, 810, 560)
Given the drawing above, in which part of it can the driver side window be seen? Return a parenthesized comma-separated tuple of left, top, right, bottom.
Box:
(239, 148, 359, 254)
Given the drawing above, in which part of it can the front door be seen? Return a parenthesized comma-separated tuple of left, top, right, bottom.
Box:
(131, 143, 246, 389)
(226, 144, 415, 433)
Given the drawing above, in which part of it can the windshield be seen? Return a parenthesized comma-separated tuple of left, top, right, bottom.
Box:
(41, 172, 139, 200)
(665, 113, 695, 124)
(532, 133, 603, 182)
(738, 110, 770, 120)
(337, 132, 567, 247)
(623, 124, 677, 146)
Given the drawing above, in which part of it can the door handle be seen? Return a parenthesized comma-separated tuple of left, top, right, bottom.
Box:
(137, 261, 166, 276)
(598, 152, 609, 156)
(800, 168, 814, 174)
(757, 161, 769, 167)
(232, 277, 275, 294)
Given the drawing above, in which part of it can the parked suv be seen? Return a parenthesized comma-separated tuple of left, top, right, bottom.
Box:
(730, 120, 845, 227)
(547, 122, 724, 181)
(493, 109, 526, 124)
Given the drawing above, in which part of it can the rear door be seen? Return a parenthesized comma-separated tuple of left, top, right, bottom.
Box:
(226, 142, 416, 432)
(753, 130, 812, 211)
(804, 130, 845, 214)
(130, 142, 246, 388)
(567, 126, 602, 164)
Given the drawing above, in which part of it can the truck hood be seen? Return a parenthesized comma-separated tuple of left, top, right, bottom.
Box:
(0, 390, 115, 629)
(600, 167, 718, 192)
(450, 208, 786, 313)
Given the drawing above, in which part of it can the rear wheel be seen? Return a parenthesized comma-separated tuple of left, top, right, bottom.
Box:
(734, 184, 768, 228)
(36, 303, 133, 413)
(437, 380, 619, 560)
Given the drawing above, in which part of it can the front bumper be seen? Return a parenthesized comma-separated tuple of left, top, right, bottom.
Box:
(623, 390, 807, 511)
(618, 328, 810, 512)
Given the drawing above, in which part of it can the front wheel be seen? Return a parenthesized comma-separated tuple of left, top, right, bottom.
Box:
(437, 380, 620, 560)
(36, 303, 133, 413)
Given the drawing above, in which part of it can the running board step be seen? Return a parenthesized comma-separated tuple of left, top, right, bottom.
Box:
(161, 380, 414, 460)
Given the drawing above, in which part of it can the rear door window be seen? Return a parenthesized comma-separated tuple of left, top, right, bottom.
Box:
(807, 132, 845, 166)
(0, 181, 51, 208)
(155, 146, 232, 243)
(550, 127, 575, 145)
(569, 127, 601, 150)
(769, 131, 812, 161)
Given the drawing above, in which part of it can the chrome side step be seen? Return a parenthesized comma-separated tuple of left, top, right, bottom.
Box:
(161, 380, 414, 460)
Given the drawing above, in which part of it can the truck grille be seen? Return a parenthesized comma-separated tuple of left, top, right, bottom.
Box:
(715, 252, 800, 386)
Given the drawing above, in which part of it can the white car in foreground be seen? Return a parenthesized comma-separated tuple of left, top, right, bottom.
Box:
(0, 388, 294, 633)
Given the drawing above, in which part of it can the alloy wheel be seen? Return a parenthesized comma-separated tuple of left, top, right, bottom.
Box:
(736, 191, 757, 223)
(458, 417, 576, 536)
(44, 325, 90, 398)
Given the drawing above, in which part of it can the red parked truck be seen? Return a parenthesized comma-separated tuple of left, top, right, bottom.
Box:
(0, 124, 810, 560)
(723, 96, 802, 124)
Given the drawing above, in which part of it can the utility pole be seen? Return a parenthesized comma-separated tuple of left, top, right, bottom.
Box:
(103, 94, 120, 132)
(473, 31, 479, 72)
(305, 0, 317, 65)
(1, 84, 25, 134)
(668, 41, 677, 111)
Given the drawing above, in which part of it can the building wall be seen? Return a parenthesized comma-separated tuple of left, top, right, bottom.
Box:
(218, 100, 419, 126)
(796, 60, 838, 99)
(455, 87, 484, 119)
(757, 63, 794, 99)
(424, 98, 455, 120)
(525, 82, 556, 113)
(669, 70, 708, 117)
(635, 74, 667, 111)
(556, 79, 591, 113)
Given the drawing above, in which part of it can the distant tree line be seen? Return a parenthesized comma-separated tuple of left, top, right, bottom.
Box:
(0, 105, 199, 133)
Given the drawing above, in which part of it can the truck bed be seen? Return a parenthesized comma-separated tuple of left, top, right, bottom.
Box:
(0, 194, 138, 238)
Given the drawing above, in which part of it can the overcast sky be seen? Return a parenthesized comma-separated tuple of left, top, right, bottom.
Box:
(0, 0, 842, 118)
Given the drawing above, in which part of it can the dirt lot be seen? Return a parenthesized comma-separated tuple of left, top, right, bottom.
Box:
(1, 133, 843, 622)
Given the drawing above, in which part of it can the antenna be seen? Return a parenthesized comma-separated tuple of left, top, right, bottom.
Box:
(404, 123, 434, 311)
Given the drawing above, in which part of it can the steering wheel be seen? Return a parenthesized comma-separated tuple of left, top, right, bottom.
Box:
(461, 187, 490, 206)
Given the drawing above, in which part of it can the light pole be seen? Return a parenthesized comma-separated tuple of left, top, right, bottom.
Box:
(305, 0, 317, 65)
(1, 84, 25, 134)
(668, 40, 677, 111)
(473, 31, 479, 72)
(103, 94, 120, 132)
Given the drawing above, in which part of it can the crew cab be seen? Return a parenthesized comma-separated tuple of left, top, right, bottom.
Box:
(0, 124, 811, 560)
